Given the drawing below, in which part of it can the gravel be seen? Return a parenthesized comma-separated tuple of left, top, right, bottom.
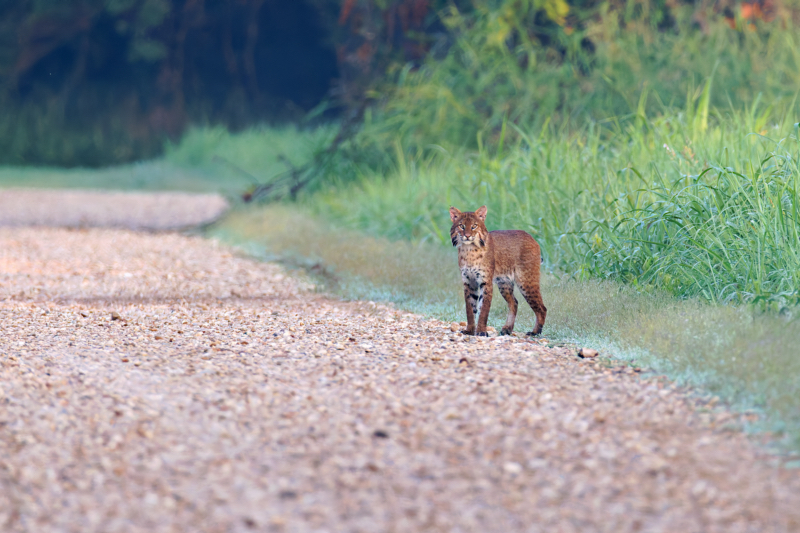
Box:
(1, 222, 800, 532)
(0, 189, 229, 230)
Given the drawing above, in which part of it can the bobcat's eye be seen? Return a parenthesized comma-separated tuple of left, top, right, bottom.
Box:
(459, 224, 465, 229)
(471, 224, 477, 230)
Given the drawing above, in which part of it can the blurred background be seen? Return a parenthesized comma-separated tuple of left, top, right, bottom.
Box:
(2, 0, 796, 167)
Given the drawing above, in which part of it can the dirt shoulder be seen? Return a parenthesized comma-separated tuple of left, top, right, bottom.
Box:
(1, 226, 799, 533)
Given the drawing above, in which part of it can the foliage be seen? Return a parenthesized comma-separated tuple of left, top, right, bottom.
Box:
(582, 130, 800, 310)
(306, 97, 800, 311)
(3, 0, 800, 165)
(356, 1, 800, 155)
(164, 125, 337, 179)
(0, 0, 340, 166)
(158, 88, 800, 313)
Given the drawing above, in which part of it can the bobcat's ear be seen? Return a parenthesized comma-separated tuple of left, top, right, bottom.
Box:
(475, 205, 487, 221)
(449, 206, 462, 222)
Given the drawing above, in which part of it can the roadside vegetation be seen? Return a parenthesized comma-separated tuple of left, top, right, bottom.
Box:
(0, 126, 333, 195)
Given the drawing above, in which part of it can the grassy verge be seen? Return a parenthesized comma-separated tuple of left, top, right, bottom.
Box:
(313, 108, 800, 310)
(0, 163, 227, 193)
(0, 125, 334, 196)
(211, 204, 800, 449)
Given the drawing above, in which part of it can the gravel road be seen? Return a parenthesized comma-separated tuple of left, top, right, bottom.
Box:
(0, 189, 229, 230)
(1, 194, 800, 532)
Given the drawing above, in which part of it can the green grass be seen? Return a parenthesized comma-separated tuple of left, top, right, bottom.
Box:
(359, 9, 800, 157)
(162, 124, 337, 185)
(0, 124, 334, 196)
(0, 163, 226, 193)
(311, 104, 800, 309)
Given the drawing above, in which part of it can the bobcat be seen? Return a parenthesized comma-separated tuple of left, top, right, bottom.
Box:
(449, 205, 546, 337)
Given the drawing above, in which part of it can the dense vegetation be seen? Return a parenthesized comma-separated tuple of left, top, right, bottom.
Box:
(159, 1, 800, 308)
(7, 0, 796, 166)
(0, 0, 450, 165)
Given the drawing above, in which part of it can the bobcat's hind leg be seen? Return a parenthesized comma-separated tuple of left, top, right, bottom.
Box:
(496, 278, 517, 335)
(518, 282, 547, 336)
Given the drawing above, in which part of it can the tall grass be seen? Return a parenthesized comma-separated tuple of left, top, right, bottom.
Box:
(359, 6, 800, 155)
(310, 101, 800, 308)
(584, 130, 800, 309)
(163, 125, 337, 181)
(154, 83, 800, 312)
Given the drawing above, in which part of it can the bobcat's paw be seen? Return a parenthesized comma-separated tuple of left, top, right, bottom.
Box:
(526, 327, 543, 337)
(476, 331, 489, 337)
(460, 329, 475, 336)
(499, 327, 513, 336)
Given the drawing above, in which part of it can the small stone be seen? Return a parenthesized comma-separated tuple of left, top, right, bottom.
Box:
(450, 323, 459, 332)
(269, 516, 287, 527)
(503, 461, 523, 474)
(110, 311, 124, 321)
(459, 321, 467, 326)
(372, 429, 389, 439)
(578, 347, 599, 358)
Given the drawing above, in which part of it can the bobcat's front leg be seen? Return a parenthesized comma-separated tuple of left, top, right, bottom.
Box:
(476, 278, 493, 336)
(462, 283, 477, 335)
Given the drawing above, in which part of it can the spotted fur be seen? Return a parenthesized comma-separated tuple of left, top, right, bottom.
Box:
(450, 205, 547, 337)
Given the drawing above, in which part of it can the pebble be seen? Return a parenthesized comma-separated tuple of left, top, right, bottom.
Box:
(579, 347, 599, 358)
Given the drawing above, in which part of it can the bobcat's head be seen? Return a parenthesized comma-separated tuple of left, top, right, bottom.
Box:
(449, 206, 488, 247)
